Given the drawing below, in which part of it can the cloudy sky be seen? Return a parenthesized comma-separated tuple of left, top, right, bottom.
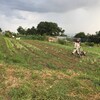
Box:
(0, 0, 100, 36)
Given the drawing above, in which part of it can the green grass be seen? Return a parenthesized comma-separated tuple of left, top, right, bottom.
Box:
(0, 36, 100, 100)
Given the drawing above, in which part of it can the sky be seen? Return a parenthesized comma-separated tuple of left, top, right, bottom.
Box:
(0, 0, 100, 36)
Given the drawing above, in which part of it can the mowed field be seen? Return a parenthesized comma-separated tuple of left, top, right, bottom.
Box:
(0, 36, 100, 100)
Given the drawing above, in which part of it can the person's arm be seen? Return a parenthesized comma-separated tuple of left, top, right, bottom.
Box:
(74, 42, 77, 48)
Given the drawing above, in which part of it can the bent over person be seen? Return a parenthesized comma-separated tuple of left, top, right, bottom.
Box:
(72, 38, 81, 55)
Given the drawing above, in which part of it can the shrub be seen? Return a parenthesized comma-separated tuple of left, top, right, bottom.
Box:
(85, 42, 94, 46)
(19, 35, 47, 41)
(58, 39, 67, 45)
(5, 32, 12, 38)
(32, 35, 46, 41)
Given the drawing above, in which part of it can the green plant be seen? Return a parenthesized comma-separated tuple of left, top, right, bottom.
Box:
(47, 62, 57, 70)
(8, 85, 32, 100)
(32, 35, 46, 41)
(58, 39, 67, 45)
(85, 42, 94, 46)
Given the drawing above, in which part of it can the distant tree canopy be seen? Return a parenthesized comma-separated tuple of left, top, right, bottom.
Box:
(74, 32, 86, 38)
(88, 31, 100, 44)
(74, 31, 100, 43)
(96, 31, 100, 37)
(17, 26, 26, 35)
(0, 28, 2, 32)
(37, 21, 65, 36)
(74, 32, 86, 42)
(4, 31, 12, 37)
(26, 26, 36, 35)
(17, 21, 65, 36)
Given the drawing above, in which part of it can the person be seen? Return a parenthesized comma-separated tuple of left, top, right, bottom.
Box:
(72, 38, 81, 56)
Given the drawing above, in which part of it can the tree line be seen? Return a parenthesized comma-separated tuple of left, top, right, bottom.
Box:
(0, 21, 65, 37)
(0, 21, 100, 44)
(17, 21, 65, 36)
(74, 32, 100, 44)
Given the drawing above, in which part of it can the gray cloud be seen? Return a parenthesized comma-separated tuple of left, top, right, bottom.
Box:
(0, 0, 100, 14)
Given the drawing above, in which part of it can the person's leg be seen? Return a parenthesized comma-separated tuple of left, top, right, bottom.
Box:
(76, 48, 81, 55)
(72, 48, 77, 54)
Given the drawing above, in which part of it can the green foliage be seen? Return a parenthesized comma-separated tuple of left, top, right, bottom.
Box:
(47, 62, 57, 70)
(8, 85, 32, 100)
(0, 28, 2, 32)
(26, 26, 36, 35)
(37, 21, 64, 36)
(96, 30, 100, 36)
(74, 32, 86, 38)
(17, 26, 26, 35)
(4, 31, 12, 38)
(31, 72, 40, 79)
(20, 34, 47, 41)
(85, 42, 94, 46)
(87, 34, 100, 44)
(74, 32, 86, 42)
(16, 21, 65, 36)
(74, 31, 100, 43)
(32, 35, 46, 41)
(58, 39, 67, 45)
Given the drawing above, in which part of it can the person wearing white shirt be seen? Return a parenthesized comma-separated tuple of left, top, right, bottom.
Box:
(72, 39, 81, 55)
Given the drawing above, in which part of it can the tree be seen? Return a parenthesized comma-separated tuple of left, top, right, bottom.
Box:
(4, 30, 12, 37)
(26, 26, 36, 35)
(0, 28, 2, 32)
(96, 31, 100, 37)
(37, 21, 64, 36)
(17, 26, 26, 35)
(93, 31, 100, 43)
(0, 28, 2, 34)
(74, 32, 86, 38)
(74, 32, 86, 42)
(86, 31, 100, 44)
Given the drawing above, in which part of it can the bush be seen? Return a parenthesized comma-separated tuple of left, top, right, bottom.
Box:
(58, 39, 67, 45)
(85, 42, 94, 46)
(5, 32, 12, 38)
(19, 35, 47, 41)
(32, 35, 46, 41)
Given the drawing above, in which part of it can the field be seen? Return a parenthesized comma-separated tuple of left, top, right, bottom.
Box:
(0, 36, 100, 100)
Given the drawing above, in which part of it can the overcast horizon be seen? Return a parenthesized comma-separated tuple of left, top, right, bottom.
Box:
(0, 0, 100, 36)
